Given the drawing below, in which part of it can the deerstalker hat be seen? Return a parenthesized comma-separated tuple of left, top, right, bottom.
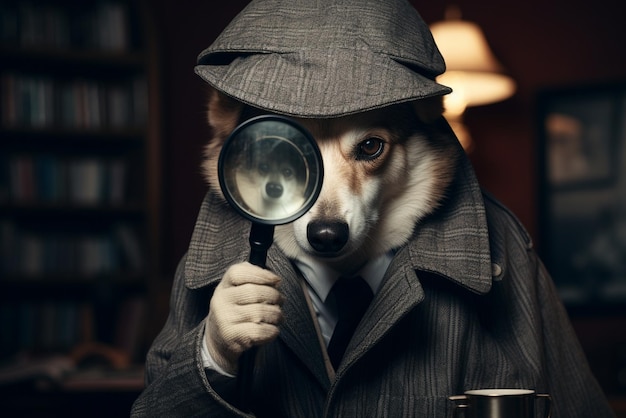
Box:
(195, 0, 451, 118)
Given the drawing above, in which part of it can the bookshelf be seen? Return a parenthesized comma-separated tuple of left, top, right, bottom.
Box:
(0, 0, 160, 395)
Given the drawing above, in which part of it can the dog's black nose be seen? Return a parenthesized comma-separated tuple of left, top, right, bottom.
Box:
(307, 221, 349, 254)
(266, 182, 283, 198)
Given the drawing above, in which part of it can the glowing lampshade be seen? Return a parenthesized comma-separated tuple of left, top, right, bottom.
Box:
(430, 7, 516, 150)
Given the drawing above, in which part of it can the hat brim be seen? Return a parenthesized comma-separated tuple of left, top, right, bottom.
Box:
(195, 49, 451, 118)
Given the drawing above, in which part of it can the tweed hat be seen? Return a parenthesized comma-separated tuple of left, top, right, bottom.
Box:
(195, 0, 451, 118)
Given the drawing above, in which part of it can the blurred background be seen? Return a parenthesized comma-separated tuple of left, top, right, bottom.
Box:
(1, 0, 625, 416)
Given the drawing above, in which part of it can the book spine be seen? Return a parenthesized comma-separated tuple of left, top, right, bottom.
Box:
(7, 155, 127, 206)
(0, 300, 95, 355)
(0, 2, 129, 51)
(1, 74, 144, 130)
(1, 221, 144, 278)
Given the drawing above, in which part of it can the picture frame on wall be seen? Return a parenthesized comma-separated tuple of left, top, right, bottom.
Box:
(538, 83, 626, 309)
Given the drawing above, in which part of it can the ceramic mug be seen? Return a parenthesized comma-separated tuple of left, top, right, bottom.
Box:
(449, 389, 551, 418)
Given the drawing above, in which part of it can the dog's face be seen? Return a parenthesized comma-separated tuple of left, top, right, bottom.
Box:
(203, 89, 460, 274)
(232, 139, 307, 220)
(254, 145, 301, 202)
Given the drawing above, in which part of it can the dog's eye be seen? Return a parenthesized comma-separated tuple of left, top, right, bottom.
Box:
(258, 163, 269, 174)
(281, 167, 293, 179)
(356, 137, 384, 160)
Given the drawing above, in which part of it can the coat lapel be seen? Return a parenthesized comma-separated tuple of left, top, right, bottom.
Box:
(336, 248, 424, 374)
(184, 192, 250, 289)
(266, 247, 333, 390)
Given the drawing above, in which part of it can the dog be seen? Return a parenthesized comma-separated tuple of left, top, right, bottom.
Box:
(203, 87, 461, 275)
(230, 137, 307, 220)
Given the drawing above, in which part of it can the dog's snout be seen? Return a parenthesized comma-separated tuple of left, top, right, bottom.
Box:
(307, 221, 349, 254)
(266, 182, 283, 198)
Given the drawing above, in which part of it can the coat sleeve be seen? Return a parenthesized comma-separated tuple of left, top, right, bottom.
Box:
(535, 256, 617, 418)
(130, 254, 250, 417)
(483, 194, 615, 417)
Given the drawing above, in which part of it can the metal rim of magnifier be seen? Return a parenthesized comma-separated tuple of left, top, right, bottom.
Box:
(217, 114, 324, 225)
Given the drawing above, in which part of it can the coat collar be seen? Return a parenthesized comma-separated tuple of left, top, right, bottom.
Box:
(183, 151, 493, 295)
(407, 154, 493, 294)
(184, 195, 250, 290)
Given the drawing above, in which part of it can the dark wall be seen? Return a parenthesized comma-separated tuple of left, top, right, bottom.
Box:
(152, 0, 626, 276)
(153, 0, 250, 275)
(417, 0, 626, 250)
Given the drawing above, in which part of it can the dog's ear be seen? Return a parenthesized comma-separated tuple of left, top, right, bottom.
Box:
(202, 87, 244, 192)
(411, 96, 444, 124)
(206, 86, 244, 140)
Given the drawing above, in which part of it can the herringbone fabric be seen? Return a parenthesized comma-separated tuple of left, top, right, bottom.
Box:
(131, 151, 615, 417)
(195, 0, 450, 117)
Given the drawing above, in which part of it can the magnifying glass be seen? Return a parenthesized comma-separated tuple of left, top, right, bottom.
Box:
(218, 114, 323, 266)
(217, 114, 323, 410)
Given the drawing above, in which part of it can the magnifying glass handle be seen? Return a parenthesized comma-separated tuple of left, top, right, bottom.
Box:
(237, 222, 275, 412)
(237, 350, 256, 412)
(248, 223, 275, 268)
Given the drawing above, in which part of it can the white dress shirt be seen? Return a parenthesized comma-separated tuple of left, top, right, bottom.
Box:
(291, 253, 392, 345)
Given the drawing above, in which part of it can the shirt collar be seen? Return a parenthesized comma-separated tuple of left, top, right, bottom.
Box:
(292, 252, 393, 303)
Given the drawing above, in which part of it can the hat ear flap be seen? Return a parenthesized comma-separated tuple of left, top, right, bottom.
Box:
(412, 96, 444, 124)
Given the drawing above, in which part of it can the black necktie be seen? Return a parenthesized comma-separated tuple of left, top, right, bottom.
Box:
(327, 276, 373, 370)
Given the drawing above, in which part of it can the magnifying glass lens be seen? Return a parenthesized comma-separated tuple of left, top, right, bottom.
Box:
(219, 116, 323, 224)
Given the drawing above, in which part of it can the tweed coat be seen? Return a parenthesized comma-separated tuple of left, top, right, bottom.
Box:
(131, 154, 615, 417)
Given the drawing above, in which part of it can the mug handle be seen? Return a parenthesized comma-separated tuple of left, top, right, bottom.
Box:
(536, 393, 552, 418)
(449, 395, 469, 418)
